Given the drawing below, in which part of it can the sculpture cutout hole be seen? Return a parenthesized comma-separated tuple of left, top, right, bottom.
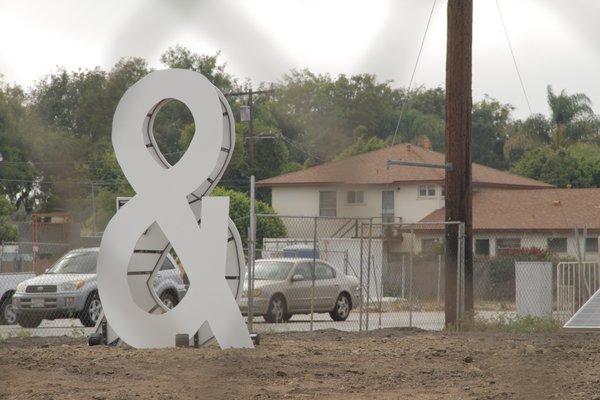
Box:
(126, 222, 186, 314)
(150, 99, 195, 166)
(170, 248, 189, 300)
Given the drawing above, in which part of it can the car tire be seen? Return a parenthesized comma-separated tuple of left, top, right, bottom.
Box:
(17, 314, 42, 328)
(0, 297, 16, 325)
(330, 293, 351, 321)
(79, 292, 102, 327)
(159, 291, 177, 310)
(264, 295, 288, 323)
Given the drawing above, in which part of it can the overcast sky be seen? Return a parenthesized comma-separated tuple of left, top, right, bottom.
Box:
(1, 0, 599, 120)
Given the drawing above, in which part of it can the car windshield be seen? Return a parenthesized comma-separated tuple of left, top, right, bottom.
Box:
(252, 261, 295, 281)
(46, 251, 98, 274)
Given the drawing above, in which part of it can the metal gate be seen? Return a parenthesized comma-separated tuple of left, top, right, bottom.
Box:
(556, 261, 600, 323)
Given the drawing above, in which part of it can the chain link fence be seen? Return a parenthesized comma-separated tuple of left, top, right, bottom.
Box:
(472, 231, 600, 325)
(244, 215, 464, 334)
(3, 215, 596, 339)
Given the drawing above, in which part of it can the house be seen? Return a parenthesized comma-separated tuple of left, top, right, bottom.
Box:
(417, 188, 600, 260)
(257, 142, 552, 225)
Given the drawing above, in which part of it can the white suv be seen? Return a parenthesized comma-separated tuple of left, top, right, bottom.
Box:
(12, 248, 186, 328)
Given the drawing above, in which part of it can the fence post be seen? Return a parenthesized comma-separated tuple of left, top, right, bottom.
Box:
(366, 218, 373, 332)
(359, 223, 364, 332)
(310, 216, 317, 332)
(456, 222, 465, 327)
(247, 176, 256, 332)
(401, 255, 406, 300)
(409, 226, 414, 328)
(437, 254, 442, 305)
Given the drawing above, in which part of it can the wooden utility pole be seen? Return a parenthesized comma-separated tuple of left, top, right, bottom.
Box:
(226, 89, 274, 166)
(445, 0, 473, 327)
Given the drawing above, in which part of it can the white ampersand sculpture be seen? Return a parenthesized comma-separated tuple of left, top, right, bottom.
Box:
(96, 69, 253, 349)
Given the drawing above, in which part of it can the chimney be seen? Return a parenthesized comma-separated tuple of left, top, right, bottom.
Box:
(423, 136, 431, 151)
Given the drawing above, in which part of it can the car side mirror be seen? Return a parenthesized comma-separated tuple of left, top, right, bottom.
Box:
(291, 274, 304, 282)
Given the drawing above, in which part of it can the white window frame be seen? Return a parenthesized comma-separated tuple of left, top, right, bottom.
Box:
(346, 190, 364, 205)
(418, 184, 436, 198)
(319, 190, 337, 217)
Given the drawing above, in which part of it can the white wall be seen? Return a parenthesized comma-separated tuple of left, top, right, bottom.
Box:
(271, 187, 320, 216)
(270, 183, 445, 223)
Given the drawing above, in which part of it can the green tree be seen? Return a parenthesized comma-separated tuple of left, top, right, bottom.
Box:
(505, 86, 599, 160)
(105, 57, 150, 117)
(334, 133, 385, 160)
(212, 187, 286, 247)
(0, 82, 39, 209)
(30, 67, 110, 141)
(160, 45, 236, 93)
(471, 97, 512, 169)
(406, 86, 445, 119)
(546, 85, 599, 148)
(0, 196, 18, 242)
(398, 108, 445, 150)
(511, 145, 600, 188)
(268, 70, 403, 163)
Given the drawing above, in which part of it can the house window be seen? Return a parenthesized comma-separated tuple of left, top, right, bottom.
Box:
(441, 185, 445, 198)
(496, 238, 521, 254)
(346, 190, 364, 205)
(381, 190, 395, 223)
(547, 238, 567, 253)
(475, 239, 490, 256)
(319, 191, 337, 217)
(586, 238, 599, 253)
(418, 185, 436, 197)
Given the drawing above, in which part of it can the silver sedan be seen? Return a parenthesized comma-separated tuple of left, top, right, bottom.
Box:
(239, 258, 361, 323)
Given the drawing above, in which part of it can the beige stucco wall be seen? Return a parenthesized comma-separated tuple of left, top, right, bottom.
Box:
(270, 184, 445, 223)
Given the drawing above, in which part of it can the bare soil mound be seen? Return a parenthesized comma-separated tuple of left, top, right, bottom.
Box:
(1, 328, 599, 399)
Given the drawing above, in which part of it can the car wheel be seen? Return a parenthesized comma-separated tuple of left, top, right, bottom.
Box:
(264, 295, 288, 323)
(159, 292, 177, 310)
(0, 298, 16, 325)
(17, 314, 42, 328)
(79, 292, 102, 327)
(330, 293, 351, 321)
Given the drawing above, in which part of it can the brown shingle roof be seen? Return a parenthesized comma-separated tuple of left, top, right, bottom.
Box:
(257, 143, 553, 189)
(420, 188, 600, 232)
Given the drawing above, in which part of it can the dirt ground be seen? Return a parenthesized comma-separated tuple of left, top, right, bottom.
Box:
(1, 328, 600, 400)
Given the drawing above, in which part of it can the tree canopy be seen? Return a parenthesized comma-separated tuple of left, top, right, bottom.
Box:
(0, 44, 599, 237)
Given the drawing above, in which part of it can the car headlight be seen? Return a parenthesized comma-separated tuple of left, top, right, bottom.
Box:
(59, 280, 85, 292)
(16, 282, 27, 293)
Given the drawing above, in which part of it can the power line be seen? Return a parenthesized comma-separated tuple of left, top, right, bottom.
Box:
(495, 0, 532, 115)
(0, 177, 127, 186)
(280, 135, 326, 163)
(391, 0, 438, 146)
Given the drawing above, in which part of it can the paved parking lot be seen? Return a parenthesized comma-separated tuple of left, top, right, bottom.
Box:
(0, 310, 446, 338)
